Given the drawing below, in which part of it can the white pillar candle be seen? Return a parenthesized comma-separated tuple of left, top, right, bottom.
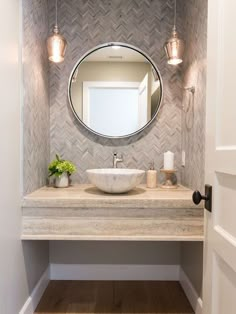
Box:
(164, 151, 174, 170)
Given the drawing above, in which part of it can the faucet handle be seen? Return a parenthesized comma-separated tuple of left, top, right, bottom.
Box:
(113, 152, 123, 159)
(113, 152, 123, 168)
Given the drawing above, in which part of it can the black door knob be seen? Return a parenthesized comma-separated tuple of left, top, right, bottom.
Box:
(192, 190, 207, 205)
(192, 184, 212, 212)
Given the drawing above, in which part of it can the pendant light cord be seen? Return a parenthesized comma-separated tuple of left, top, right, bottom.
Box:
(173, 0, 176, 31)
(55, 0, 58, 27)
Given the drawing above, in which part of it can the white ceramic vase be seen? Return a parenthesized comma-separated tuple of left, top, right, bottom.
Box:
(54, 172, 69, 188)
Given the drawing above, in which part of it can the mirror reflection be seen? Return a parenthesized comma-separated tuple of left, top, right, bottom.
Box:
(69, 44, 162, 138)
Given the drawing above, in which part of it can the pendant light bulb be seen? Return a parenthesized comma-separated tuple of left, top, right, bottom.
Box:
(47, 0, 67, 63)
(164, 0, 184, 65)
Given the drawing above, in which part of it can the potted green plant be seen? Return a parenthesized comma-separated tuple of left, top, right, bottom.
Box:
(48, 154, 76, 188)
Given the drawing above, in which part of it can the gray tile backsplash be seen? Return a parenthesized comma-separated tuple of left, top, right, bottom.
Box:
(48, 0, 183, 184)
(22, 0, 207, 191)
(180, 0, 207, 191)
(23, 0, 50, 194)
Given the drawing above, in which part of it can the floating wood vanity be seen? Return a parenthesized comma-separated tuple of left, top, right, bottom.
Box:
(21, 184, 204, 241)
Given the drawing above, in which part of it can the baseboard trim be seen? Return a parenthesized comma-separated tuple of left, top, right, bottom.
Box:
(179, 267, 203, 314)
(19, 266, 50, 314)
(50, 264, 180, 281)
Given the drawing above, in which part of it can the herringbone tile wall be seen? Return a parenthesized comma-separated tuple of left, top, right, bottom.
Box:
(180, 0, 207, 191)
(23, 0, 50, 194)
(22, 0, 207, 191)
(48, 0, 183, 184)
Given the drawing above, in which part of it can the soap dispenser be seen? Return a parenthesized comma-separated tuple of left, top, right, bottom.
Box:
(146, 161, 157, 188)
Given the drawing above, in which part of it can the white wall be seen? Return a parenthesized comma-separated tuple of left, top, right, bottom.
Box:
(0, 1, 48, 313)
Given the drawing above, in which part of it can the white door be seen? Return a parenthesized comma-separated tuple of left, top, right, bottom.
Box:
(203, 0, 236, 313)
(138, 74, 149, 128)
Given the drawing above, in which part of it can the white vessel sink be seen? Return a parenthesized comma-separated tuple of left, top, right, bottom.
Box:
(86, 168, 145, 194)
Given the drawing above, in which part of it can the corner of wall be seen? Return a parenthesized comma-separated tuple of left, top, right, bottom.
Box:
(22, 0, 50, 195)
(20, 0, 50, 311)
(179, 0, 208, 191)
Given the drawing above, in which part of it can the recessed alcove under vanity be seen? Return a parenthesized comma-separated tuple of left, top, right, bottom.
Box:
(21, 0, 207, 313)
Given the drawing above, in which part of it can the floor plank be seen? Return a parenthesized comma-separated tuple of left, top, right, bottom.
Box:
(35, 281, 194, 314)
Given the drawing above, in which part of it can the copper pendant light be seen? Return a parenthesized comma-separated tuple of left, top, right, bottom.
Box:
(164, 0, 184, 65)
(47, 0, 67, 63)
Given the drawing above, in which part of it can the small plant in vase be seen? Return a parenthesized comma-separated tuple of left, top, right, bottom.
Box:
(48, 154, 76, 188)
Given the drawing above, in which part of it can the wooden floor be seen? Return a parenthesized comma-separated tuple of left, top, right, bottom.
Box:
(35, 281, 194, 314)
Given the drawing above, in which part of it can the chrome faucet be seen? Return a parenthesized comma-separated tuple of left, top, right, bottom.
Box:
(113, 152, 123, 168)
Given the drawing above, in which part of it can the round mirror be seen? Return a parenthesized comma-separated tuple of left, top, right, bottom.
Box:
(68, 43, 163, 138)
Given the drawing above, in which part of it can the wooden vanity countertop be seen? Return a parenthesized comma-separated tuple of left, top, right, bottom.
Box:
(21, 184, 204, 241)
(22, 184, 203, 209)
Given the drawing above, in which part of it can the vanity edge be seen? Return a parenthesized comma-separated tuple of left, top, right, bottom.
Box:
(22, 184, 204, 209)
